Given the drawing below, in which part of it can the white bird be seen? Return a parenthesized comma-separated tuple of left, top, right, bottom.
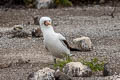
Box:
(39, 17, 80, 61)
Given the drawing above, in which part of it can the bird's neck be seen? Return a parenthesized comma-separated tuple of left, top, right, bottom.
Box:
(41, 25, 55, 35)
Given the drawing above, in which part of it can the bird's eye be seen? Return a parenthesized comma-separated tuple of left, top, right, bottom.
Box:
(44, 21, 46, 24)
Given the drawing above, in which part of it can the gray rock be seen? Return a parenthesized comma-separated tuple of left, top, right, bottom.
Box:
(28, 67, 55, 80)
(32, 28, 42, 37)
(63, 62, 92, 77)
(0, 32, 2, 38)
(0, 62, 11, 69)
(33, 16, 40, 25)
(14, 59, 30, 66)
(35, 0, 53, 9)
(55, 70, 72, 80)
(99, 0, 105, 4)
(13, 25, 23, 32)
(11, 25, 31, 38)
(103, 63, 114, 76)
(116, 74, 120, 80)
(73, 36, 93, 51)
(27, 72, 36, 80)
(11, 31, 30, 38)
(108, 74, 120, 80)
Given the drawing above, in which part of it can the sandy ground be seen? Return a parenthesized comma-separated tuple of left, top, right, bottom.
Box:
(0, 5, 120, 80)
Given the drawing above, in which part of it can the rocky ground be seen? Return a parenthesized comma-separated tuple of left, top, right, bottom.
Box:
(0, 5, 120, 80)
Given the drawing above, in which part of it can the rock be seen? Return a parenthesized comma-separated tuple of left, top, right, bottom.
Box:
(63, 62, 92, 77)
(116, 74, 120, 80)
(15, 59, 30, 66)
(35, 0, 53, 9)
(27, 67, 55, 80)
(33, 16, 40, 25)
(55, 69, 72, 80)
(27, 72, 36, 80)
(11, 25, 31, 38)
(99, 0, 105, 4)
(103, 63, 113, 76)
(0, 62, 12, 69)
(32, 28, 42, 37)
(13, 25, 23, 32)
(0, 32, 2, 38)
(109, 74, 120, 80)
(73, 36, 93, 51)
(11, 30, 30, 38)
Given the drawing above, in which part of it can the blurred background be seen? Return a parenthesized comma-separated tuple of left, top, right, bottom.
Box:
(0, 0, 120, 8)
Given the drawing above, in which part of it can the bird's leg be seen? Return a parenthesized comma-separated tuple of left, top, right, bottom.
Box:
(63, 54, 70, 61)
(65, 54, 73, 62)
(54, 58, 57, 64)
(63, 54, 67, 61)
(66, 55, 70, 61)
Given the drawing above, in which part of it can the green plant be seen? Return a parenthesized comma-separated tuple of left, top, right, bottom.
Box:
(54, 0, 73, 7)
(54, 57, 105, 72)
(54, 56, 72, 71)
(81, 58, 105, 72)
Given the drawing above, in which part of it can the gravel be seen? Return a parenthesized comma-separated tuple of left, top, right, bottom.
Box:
(0, 6, 120, 80)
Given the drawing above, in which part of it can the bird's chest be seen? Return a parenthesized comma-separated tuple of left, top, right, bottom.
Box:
(44, 34, 58, 46)
(44, 34, 63, 51)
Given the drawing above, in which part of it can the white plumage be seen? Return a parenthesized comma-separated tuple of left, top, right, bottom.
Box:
(39, 17, 71, 58)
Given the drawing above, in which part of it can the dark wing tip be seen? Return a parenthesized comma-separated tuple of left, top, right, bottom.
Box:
(61, 40, 81, 51)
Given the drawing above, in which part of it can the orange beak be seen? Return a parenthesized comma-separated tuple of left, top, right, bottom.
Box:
(44, 21, 51, 26)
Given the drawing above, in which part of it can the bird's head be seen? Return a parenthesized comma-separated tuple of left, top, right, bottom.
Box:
(39, 17, 55, 34)
(40, 17, 52, 27)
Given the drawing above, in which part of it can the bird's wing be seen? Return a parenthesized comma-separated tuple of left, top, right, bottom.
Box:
(57, 33, 66, 40)
(43, 40, 49, 51)
(57, 33, 81, 51)
(57, 33, 70, 49)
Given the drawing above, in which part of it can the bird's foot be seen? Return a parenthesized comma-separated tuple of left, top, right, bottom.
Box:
(54, 58, 57, 64)
(69, 54, 75, 57)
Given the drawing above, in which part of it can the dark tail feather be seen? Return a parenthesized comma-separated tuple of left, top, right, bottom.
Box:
(70, 47, 81, 51)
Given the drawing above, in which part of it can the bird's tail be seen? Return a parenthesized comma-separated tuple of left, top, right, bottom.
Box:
(70, 47, 81, 51)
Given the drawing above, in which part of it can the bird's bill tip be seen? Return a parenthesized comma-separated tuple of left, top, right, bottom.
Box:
(44, 21, 51, 26)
